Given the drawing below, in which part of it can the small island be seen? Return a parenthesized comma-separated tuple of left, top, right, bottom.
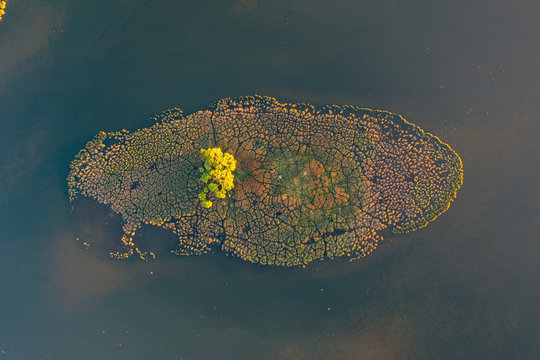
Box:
(68, 96, 463, 266)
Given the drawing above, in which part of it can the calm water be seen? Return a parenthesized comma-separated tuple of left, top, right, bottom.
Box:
(1, 0, 538, 359)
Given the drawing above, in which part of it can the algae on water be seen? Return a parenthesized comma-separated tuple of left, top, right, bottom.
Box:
(68, 96, 463, 266)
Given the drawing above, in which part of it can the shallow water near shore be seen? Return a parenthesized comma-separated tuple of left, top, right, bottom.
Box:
(1, 0, 538, 359)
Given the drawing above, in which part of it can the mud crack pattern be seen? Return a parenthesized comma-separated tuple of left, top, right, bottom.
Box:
(68, 96, 463, 266)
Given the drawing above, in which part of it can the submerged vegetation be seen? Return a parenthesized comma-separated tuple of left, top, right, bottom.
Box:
(68, 96, 463, 266)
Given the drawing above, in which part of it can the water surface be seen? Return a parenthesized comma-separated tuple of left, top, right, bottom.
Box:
(0, 0, 538, 359)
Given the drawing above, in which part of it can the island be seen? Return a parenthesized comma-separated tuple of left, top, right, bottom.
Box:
(68, 95, 463, 266)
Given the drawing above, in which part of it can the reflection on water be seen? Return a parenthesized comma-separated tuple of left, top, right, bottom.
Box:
(269, 313, 419, 360)
(231, 0, 258, 16)
(0, 126, 51, 203)
(47, 233, 129, 310)
(0, 0, 65, 91)
(1, 0, 539, 359)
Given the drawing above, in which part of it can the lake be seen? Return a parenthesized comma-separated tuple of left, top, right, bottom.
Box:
(0, 0, 538, 359)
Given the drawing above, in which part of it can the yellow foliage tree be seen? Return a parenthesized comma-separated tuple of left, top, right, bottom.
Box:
(0, 1, 8, 22)
(198, 147, 236, 208)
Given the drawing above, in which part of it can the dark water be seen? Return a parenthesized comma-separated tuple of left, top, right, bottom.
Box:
(1, 0, 538, 359)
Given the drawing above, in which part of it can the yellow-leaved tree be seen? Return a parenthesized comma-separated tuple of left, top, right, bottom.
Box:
(198, 147, 236, 208)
